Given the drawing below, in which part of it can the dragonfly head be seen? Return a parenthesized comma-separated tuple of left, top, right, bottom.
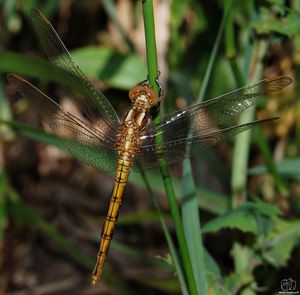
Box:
(129, 84, 159, 109)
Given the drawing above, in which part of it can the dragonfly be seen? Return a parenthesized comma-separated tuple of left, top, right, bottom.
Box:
(8, 9, 292, 286)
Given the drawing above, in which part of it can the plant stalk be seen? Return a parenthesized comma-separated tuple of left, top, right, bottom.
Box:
(142, 1, 198, 294)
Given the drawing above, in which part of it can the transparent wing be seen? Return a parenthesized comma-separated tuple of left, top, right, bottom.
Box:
(30, 9, 120, 133)
(141, 76, 292, 145)
(134, 118, 276, 170)
(133, 76, 292, 170)
(8, 74, 117, 173)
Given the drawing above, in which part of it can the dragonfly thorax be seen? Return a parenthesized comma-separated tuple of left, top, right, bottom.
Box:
(115, 120, 144, 156)
(132, 95, 151, 112)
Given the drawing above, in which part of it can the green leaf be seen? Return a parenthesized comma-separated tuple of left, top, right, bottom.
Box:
(203, 208, 257, 234)
(262, 218, 300, 267)
(232, 243, 259, 273)
(118, 209, 168, 224)
(253, 8, 300, 37)
(249, 158, 300, 180)
(71, 46, 147, 89)
(224, 272, 254, 295)
(202, 202, 280, 234)
(0, 48, 147, 90)
(0, 51, 57, 82)
(203, 248, 232, 295)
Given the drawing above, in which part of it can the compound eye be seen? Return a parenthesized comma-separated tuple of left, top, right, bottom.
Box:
(129, 85, 143, 102)
(146, 87, 158, 107)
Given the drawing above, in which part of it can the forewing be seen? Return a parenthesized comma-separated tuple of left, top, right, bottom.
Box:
(134, 118, 276, 170)
(142, 76, 292, 145)
(8, 74, 117, 173)
(30, 9, 120, 132)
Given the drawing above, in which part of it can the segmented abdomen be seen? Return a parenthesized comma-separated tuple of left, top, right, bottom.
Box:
(91, 155, 132, 285)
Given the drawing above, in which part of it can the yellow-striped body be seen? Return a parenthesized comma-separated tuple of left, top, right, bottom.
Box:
(91, 155, 132, 285)
(91, 84, 157, 285)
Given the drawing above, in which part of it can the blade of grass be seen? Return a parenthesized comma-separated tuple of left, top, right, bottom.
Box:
(0, 75, 12, 122)
(182, 163, 208, 294)
(225, 8, 266, 281)
(0, 75, 11, 240)
(181, 1, 232, 294)
(118, 209, 169, 224)
(197, 0, 232, 103)
(225, 7, 269, 207)
(0, 51, 57, 81)
(254, 127, 288, 196)
(227, 28, 288, 204)
(142, 1, 198, 294)
(0, 75, 14, 140)
(226, 40, 251, 207)
(132, 170, 229, 215)
(141, 171, 189, 295)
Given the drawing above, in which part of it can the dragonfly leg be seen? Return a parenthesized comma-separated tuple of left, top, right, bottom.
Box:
(155, 72, 164, 99)
(137, 71, 163, 97)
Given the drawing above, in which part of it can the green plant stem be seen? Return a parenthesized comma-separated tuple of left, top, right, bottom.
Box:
(198, 0, 231, 102)
(142, 1, 198, 294)
(254, 127, 288, 196)
(225, 1, 250, 206)
(0, 75, 14, 140)
(227, 23, 269, 206)
(225, 3, 235, 60)
(158, 165, 197, 295)
(229, 36, 288, 204)
(142, 0, 159, 94)
(141, 171, 189, 295)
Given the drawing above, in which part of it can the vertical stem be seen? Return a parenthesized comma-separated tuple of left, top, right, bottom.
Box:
(142, 0, 159, 94)
(141, 171, 189, 295)
(0, 75, 13, 140)
(197, 0, 232, 103)
(230, 40, 268, 208)
(142, 1, 198, 294)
